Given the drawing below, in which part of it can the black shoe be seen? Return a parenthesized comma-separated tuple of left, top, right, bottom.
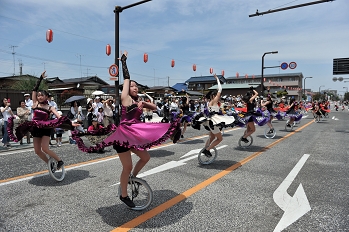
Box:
(202, 149, 212, 157)
(267, 129, 274, 134)
(286, 124, 291, 127)
(120, 195, 135, 208)
(241, 137, 249, 143)
(57, 161, 64, 170)
(181, 135, 184, 138)
(50, 162, 55, 173)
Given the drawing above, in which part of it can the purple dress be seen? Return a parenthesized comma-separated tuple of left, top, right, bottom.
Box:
(7, 106, 73, 142)
(72, 103, 181, 153)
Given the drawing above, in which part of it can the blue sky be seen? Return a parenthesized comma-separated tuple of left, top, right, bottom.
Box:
(1, 0, 348, 94)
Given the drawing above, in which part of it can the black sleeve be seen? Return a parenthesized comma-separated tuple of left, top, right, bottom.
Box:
(32, 75, 44, 92)
(120, 54, 130, 80)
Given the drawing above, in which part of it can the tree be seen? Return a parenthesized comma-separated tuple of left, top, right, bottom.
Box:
(344, 92, 349, 101)
(10, 76, 47, 92)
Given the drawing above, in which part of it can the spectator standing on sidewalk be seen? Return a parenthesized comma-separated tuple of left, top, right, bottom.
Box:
(103, 98, 115, 126)
(1, 98, 14, 148)
(48, 94, 58, 144)
(16, 100, 31, 145)
(86, 98, 93, 127)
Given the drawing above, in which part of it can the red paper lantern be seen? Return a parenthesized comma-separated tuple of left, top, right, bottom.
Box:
(209, 68, 213, 74)
(171, 59, 175, 67)
(263, 78, 266, 82)
(46, 29, 53, 43)
(245, 74, 248, 78)
(252, 75, 255, 79)
(193, 64, 196, 71)
(143, 53, 148, 63)
(221, 70, 225, 76)
(106, 44, 111, 56)
(236, 72, 239, 78)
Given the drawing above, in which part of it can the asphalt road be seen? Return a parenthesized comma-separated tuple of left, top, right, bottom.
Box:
(0, 111, 348, 232)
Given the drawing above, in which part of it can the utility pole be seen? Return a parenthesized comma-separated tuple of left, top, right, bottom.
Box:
(167, 76, 170, 87)
(76, 54, 83, 78)
(18, 59, 23, 75)
(10, 45, 18, 75)
(84, 68, 91, 77)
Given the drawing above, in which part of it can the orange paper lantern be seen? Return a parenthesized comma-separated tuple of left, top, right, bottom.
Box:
(221, 70, 225, 76)
(143, 53, 148, 63)
(209, 68, 213, 74)
(106, 44, 111, 56)
(171, 59, 175, 67)
(236, 72, 239, 78)
(193, 64, 196, 71)
(245, 74, 248, 78)
(46, 29, 53, 43)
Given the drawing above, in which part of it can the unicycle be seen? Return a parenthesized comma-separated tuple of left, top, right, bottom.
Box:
(285, 120, 294, 132)
(47, 157, 65, 182)
(238, 135, 253, 148)
(118, 175, 153, 210)
(314, 114, 320, 123)
(198, 146, 218, 165)
(264, 127, 276, 139)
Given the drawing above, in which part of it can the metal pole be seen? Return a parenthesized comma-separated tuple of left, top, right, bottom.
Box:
(261, 51, 278, 96)
(261, 53, 266, 96)
(113, 0, 152, 126)
(249, 0, 334, 17)
(114, 6, 121, 125)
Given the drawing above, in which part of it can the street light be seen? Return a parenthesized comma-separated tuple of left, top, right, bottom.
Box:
(114, 0, 152, 125)
(319, 85, 325, 93)
(261, 51, 278, 95)
(303, 77, 312, 100)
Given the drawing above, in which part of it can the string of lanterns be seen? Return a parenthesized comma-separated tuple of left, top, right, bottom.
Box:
(45, 29, 260, 78)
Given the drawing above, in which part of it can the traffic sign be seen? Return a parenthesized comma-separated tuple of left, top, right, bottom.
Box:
(289, 62, 297, 69)
(281, 62, 288, 70)
(109, 64, 119, 77)
(110, 77, 118, 81)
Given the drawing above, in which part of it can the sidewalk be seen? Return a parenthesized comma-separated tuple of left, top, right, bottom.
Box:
(0, 132, 72, 152)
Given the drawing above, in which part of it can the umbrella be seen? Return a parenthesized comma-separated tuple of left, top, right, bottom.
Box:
(92, 90, 105, 95)
(64, 95, 86, 104)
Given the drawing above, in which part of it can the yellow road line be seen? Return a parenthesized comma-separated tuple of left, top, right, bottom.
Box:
(0, 155, 118, 184)
(112, 120, 314, 232)
(0, 128, 237, 184)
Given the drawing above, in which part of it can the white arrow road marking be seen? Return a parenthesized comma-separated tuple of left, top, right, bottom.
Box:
(273, 154, 311, 232)
(180, 148, 203, 158)
(110, 145, 227, 186)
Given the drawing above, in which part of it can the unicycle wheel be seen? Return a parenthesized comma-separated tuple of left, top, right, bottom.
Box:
(48, 157, 65, 182)
(198, 147, 218, 165)
(285, 121, 294, 131)
(264, 127, 276, 139)
(119, 177, 153, 210)
(238, 135, 253, 148)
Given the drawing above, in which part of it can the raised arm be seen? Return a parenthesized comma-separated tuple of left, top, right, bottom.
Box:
(143, 92, 153, 103)
(119, 51, 132, 106)
(32, 71, 46, 105)
(212, 74, 222, 103)
(249, 89, 258, 103)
